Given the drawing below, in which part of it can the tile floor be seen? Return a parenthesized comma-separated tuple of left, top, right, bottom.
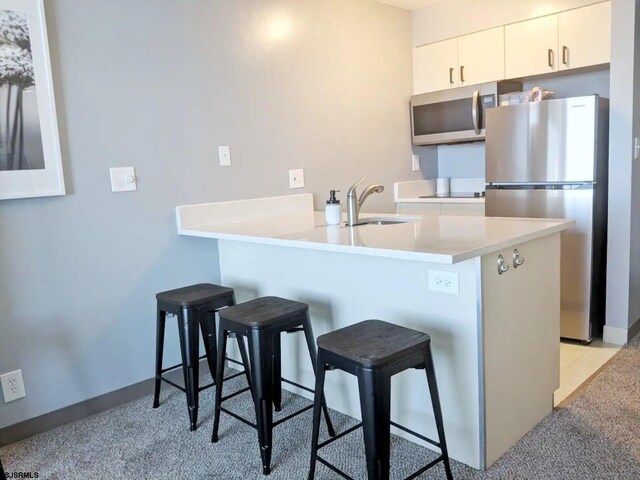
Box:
(554, 339, 621, 406)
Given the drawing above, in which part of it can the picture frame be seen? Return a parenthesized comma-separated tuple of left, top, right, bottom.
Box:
(0, 0, 64, 200)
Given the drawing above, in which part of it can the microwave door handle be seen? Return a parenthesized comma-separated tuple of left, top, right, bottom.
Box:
(472, 90, 481, 134)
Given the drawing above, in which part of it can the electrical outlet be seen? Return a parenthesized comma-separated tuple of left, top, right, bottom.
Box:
(428, 270, 459, 295)
(412, 154, 420, 172)
(289, 169, 305, 189)
(218, 146, 231, 166)
(1, 369, 26, 403)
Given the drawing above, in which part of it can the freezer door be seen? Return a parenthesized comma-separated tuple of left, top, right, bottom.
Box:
(485, 187, 596, 341)
(486, 96, 598, 184)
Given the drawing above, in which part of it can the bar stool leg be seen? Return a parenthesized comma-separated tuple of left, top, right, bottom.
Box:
(357, 367, 391, 480)
(199, 310, 217, 382)
(178, 307, 201, 431)
(307, 351, 328, 480)
(302, 316, 336, 436)
(152, 307, 166, 408)
(236, 335, 253, 396)
(248, 329, 275, 475)
(272, 333, 282, 411)
(211, 329, 229, 443)
(424, 347, 453, 480)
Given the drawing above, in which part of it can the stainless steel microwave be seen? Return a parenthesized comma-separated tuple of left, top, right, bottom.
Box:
(410, 80, 522, 146)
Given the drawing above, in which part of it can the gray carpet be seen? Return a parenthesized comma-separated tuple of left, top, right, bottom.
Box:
(2, 335, 640, 479)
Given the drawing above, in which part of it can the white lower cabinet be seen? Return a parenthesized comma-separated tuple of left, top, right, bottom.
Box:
(396, 202, 485, 216)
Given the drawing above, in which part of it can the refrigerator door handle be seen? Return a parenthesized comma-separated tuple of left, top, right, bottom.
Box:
(472, 90, 481, 134)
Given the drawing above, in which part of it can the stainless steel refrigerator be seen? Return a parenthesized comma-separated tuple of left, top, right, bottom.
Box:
(485, 95, 609, 342)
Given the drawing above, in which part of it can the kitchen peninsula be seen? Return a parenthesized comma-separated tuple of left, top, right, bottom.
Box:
(176, 193, 572, 470)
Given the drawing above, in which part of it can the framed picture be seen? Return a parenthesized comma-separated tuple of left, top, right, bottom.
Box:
(0, 0, 63, 200)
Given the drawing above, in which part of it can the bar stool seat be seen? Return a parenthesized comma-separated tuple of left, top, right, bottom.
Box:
(212, 296, 335, 475)
(308, 320, 453, 480)
(318, 319, 429, 367)
(153, 283, 246, 432)
(219, 296, 308, 328)
(156, 283, 234, 308)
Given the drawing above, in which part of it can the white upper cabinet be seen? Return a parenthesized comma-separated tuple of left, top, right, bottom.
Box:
(413, 38, 458, 95)
(505, 15, 559, 79)
(558, 2, 611, 71)
(413, 1, 611, 95)
(458, 27, 505, 87)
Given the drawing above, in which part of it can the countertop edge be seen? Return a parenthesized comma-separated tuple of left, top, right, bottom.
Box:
(178, 228, 456, 264)
(178, 219, 573, 265)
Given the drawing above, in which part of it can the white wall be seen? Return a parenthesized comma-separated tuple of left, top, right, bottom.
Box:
(605, 0, 639, 341)
(413, 0, 604, 46)
(0, 0, 414, 430)
(629, 0, 640, 327)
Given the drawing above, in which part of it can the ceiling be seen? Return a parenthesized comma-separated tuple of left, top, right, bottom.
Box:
(372, 0, 441, 10)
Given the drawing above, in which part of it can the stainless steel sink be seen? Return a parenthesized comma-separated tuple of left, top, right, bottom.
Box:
(349, 216, 419, 226)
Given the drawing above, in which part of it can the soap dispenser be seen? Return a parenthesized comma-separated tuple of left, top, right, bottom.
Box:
(325, 190, 341, 225)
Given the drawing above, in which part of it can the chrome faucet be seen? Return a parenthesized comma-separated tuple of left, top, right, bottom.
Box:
(346, 177, 385, 226)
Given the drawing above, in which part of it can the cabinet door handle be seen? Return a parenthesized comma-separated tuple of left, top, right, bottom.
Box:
(449, 67, 454, 84)
(513, 249, 525, 268)
(562, 46, 569, 65)
(460, 65, 465, 83)
(497, 254, 510, 275)
(548, 49, 554, 68)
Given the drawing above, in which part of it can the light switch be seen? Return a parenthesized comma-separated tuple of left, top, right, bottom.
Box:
(412, 154, 420, 172)
(219, 146, 231, 166)
(110, 167, 137, 192)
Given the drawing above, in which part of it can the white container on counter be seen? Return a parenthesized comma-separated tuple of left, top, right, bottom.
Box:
(436, 177, 450, 197)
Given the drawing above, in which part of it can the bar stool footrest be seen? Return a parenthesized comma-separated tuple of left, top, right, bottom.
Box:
(220, 407, 258, 429)
(389, 420, 441, 449)
(272, 404, 314, 427)
(314, 421, 445, 480)
(221, 386, 252, 402)
(160, 377, 186, 392)
(281, 377, 314, 394)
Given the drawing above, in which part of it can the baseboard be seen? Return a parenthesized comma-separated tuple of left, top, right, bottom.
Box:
(603, 324, 629, 345)
(0, 359, 209, 448)
(628, 318, 640, 341)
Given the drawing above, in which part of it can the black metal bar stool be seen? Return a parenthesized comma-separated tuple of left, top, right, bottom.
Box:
(308, 319, 453, 480)
(211, 296, 336, 475)
(153, 283, 250, 431)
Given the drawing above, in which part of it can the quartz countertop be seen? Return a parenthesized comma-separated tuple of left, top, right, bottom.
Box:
(176, 194, 572, 264)
(396, 196, 485, 204)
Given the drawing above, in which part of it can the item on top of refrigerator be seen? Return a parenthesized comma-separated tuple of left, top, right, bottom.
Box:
(499, 87, 555, 106)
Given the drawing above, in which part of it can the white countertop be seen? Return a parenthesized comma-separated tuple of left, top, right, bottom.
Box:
(176, 194, 572, 264)
(396, 196, 485, 204)
(394, 179, 485, 204)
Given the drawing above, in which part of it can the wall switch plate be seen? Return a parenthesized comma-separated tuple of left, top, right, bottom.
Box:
(289, 169, 305, 189)
(428, 270, 459, 295)
(219, 146, 231, 166)
(110, 167, 137, 192)
(1, 369, 26, 403)
(635, 138, 640, 160)
(412, 154, 420, 172)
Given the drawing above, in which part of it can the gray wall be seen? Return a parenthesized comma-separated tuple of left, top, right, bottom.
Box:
(0, 0, 414, 429)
